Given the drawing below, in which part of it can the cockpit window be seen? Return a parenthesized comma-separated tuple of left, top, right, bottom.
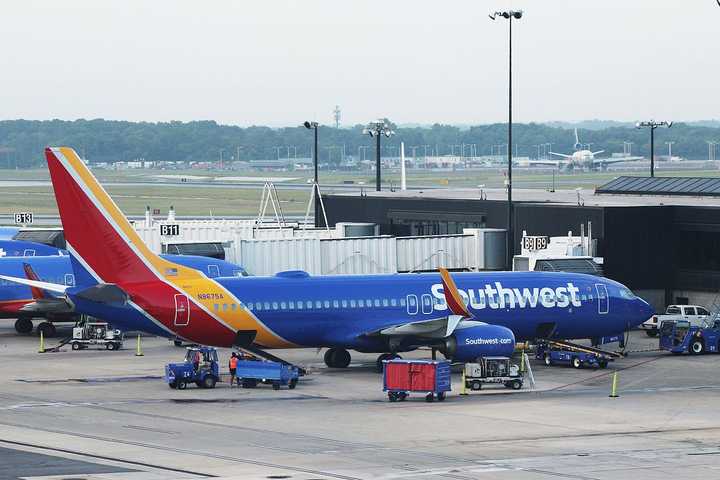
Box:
(619, 288, 636, 300)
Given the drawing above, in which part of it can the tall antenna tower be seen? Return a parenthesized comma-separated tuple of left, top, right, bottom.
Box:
(333, 105, 341, 129)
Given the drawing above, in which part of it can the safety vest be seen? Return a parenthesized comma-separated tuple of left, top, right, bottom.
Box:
(229, 357, 238, 369)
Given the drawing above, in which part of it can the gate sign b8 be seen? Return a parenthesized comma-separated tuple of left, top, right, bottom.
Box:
(521, 235, 548, 251)
(160, 224, 180, 236)
(14, 212, 33, 224)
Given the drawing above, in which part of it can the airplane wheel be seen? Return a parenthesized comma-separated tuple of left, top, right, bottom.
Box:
(14, 318, 33, 334)
(173, 340, 183, 347)
(376, 353, 401, 373)
(37, 322, 57, 338)
(324, 348, 351, 368)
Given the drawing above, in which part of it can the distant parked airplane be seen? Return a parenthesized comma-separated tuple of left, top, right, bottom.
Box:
(0, 147, 653, 371)
(527, 128, 643, 171)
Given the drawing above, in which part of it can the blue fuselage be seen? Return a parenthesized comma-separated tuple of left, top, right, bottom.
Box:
(72, 270, 654, 349)
(213, 271, 653, 348)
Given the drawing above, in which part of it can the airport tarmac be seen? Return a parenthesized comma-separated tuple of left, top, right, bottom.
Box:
(1, 326, 719, 479)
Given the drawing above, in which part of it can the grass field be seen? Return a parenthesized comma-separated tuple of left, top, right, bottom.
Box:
(0, 184, 311, 216)
(3, 164, 720, 216)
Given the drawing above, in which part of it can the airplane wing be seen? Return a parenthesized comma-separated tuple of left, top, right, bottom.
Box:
(592, 156, 644, 165)
(524, 159, 562, 167)
(549, 152, 572, 159)
(0, 275, 69, 294)
(365, 268, 474, 339)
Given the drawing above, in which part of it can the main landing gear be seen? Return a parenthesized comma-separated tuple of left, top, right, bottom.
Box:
(14, 318, 33, 334)
(36, 321, 57, 338)
(324, 348, 351, 368)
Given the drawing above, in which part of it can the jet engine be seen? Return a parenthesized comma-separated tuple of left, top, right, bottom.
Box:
(443, 323, 516, 362)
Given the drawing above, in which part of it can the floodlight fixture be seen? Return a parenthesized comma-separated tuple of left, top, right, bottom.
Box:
(489, 10, 522, 20)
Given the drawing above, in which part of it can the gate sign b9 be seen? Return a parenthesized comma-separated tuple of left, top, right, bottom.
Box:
(521, 235, 548, 251)
(160, 224, 180, 236)
(14, 212, 33, 224)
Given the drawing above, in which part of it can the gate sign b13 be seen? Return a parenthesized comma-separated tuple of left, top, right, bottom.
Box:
(521, 236, 548, 251)
(160, 224, 180, 236)
(14, 212, 33, 224)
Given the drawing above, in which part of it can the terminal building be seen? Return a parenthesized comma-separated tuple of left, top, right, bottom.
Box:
(322, 176, 720, 311)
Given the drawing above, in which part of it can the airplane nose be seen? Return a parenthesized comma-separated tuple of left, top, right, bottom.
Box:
(637, 297, 655, 322)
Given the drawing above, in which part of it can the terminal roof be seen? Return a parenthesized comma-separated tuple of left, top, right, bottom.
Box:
(337, 184, 720, 208)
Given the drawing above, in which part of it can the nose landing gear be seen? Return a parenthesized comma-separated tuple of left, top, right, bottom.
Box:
(324, 348, 351, 368)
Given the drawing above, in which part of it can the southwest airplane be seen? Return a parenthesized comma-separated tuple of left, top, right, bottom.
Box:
(0, 147, 654, 369)
(0, 253, 247, 335)
(0, 239, 62, 258)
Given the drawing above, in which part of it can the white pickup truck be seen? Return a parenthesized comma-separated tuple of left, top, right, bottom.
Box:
(641, 305, 712, 336)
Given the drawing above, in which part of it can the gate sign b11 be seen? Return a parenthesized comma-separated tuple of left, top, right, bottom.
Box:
(14, 212, 33, 224)
(160, 224, 180, 236)
(521, 235, 548, 251)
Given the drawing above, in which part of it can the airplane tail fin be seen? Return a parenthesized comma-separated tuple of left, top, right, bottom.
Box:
(44, 147, 200, 286)
(574, 128, 581, 150)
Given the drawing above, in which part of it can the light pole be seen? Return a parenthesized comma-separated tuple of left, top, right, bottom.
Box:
(363, 120, 395, 191)
(490, 9, 522, 269)
(636, 120, 672, 177)
(303, 121, 320, 223)
(303, 121, 319, 185)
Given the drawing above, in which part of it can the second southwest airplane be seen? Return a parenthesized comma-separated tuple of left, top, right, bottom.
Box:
(1, 147, 654, 369)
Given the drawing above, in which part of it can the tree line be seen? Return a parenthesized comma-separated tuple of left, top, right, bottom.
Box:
(1, 118, 719, 168)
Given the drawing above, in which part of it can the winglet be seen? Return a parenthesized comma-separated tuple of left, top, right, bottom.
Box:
(23, 263, 47, 300)
(439, 268, 471, 318)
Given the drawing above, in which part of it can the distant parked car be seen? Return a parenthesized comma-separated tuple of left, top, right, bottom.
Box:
(641, 305, 711, 337)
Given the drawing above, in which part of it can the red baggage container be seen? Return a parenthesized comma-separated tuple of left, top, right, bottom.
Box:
(383, 359, 451, 402)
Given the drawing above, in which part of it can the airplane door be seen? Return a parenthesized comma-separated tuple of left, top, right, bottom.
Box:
(595, 284, 608, 314)
(207, 265, 220, 278)
(174, 294, 190, 326)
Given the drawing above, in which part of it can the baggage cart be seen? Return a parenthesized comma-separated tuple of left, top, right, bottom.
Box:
(383, 359, 451, 402)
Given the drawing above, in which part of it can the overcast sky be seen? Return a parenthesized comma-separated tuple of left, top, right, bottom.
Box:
(2, 0, 718, 127)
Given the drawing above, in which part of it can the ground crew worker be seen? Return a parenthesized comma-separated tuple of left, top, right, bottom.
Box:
(193, 349, 202, 372)
(229, 352, 239, 387)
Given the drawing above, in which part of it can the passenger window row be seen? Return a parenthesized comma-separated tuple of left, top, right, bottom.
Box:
(212, 297, 409, 313)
